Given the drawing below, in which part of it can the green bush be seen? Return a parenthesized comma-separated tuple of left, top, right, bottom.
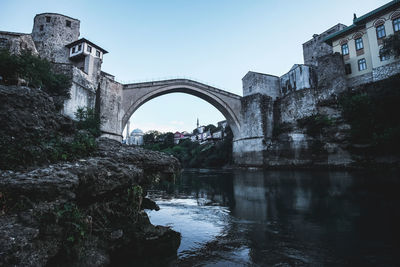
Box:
(297, 114, 335, 137)
(144, 126, 233, 168)
(75, 107, 101, 137)
(339, 87, 400, 154)
(56, 203, 88, 245)
(0, 50, 72, 98)
(273, 122, 293, 137)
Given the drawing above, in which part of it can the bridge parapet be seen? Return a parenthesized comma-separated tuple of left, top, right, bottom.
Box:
(124, 79, 242, 99)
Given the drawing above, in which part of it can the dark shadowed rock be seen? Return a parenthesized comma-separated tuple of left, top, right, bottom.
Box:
(0, 138, 181, 266)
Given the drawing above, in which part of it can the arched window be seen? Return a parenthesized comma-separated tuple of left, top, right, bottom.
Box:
(353, 32, 364, 52)
(374, 19, 386, 39)
(392, 11, 400, 32)
(340, 40, 349, 56)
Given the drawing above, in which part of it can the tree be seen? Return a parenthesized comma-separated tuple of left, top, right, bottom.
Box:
(380, 32, 400, 59)
(205, 124, 217, 133)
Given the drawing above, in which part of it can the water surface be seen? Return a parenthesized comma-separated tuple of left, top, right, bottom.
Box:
(147, 169, 400, 266)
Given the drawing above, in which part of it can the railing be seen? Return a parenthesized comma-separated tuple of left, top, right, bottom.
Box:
(115, 75, 229, 92)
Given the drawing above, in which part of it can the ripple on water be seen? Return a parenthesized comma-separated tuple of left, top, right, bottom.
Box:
(147, 197, 230, 257)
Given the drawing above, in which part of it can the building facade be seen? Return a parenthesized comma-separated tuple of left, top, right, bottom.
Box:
(324, 0, 400, 87)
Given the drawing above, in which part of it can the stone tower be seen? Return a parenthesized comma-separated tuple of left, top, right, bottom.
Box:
(31, 13, 80, 63)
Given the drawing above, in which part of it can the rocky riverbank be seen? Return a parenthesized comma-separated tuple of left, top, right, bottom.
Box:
(0, 85, 182, 266)
(0, 138, 181, 266)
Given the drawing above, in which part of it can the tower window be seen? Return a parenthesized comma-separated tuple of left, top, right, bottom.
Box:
(358, 58, 367, 71)
(78, 44, 82, 51)
(40, 25, 44, 31)
(66, 20, 71, 27)
(87, 46, 92, 53)
(72, 47, 76, 53)
(96, 50, 101, 57)
(46, 16, 51, 23)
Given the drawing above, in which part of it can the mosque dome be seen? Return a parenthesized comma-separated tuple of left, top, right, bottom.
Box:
(130, 128, 144, 136)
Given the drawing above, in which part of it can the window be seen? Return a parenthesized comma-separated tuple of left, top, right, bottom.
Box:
(72, 47, 76, 53)
(345, 64, 352, 75)
(394, 17, 400, 32)
(96, 50, 100, 57)
(66, 20, 71, 27)
(39, 25, 44, 31)
(46, 16, 51, 23)
(379, 48, 389, 61)
(78, 44, 82, 51)
(355, 38, 363, 50)
(376, 24, 386, 39)
(341, 43, 349, 55)
(87, 46, 92, 53)
(358, 58, 367, 71)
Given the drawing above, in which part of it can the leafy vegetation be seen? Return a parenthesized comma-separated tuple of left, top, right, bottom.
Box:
(339, 77, 400, 154)
(55, 202, 89, 247)
(143, 127, 233, 168)
(380, 32, 400, 59)
(0, 49, 71, 98)
(273, 122, 293, 137)
(0, 107, 100, 170)
(297, 114, 335, 137)
(75, 107, 101, 137)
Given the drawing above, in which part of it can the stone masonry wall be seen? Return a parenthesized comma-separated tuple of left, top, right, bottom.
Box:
(63, 67, 96, 118)
(280, 65, 316, 96)
(98, 74, 124, 141)
(242, 72, 281, 100)
(31, 13, 80, 64)
(233, 94, 273, 166)
(0, 32, 38, 55)
(372, 60, 400, 82)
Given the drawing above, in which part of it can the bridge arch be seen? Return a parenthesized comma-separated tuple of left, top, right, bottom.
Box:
(121, 79, 242, 137)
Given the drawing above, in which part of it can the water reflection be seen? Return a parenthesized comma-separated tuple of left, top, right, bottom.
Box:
(147, 169, 400, 266)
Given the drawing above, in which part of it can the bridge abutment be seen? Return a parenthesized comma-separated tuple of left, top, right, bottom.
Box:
(233, 93, 274, 167)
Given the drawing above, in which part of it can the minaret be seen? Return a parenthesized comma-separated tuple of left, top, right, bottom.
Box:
(126, 120, 130, 143)
(197, 118, 199, 128)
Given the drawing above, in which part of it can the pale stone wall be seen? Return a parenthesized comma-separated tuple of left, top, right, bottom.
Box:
(99, 75, 124, 141)
(242, 72, 280, 100)
(0, 32, 38, 55)
(279, 65, 316, 96)
(303, 24, 347, 66)
(63, 67, 96, 118)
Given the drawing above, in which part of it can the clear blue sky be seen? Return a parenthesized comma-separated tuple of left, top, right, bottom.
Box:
(1, 0, 389, 135)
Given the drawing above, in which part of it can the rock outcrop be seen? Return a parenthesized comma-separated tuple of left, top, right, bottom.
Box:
(0, 138, 181, 266)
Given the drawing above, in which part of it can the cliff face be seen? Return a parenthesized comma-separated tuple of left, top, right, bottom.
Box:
(235, 55, 400, 169)
(0, 85, 181, 266)
(265, 72, 400, 169)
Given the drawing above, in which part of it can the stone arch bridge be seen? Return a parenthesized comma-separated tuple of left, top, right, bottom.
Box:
(121, 79, 242, 137)
(99, 75, 277, 167)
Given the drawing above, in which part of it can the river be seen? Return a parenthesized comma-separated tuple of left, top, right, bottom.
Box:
(146, 169, 400, 266)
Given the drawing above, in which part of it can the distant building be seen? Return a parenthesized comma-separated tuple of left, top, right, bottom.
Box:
(127, 129, 144, 146)
(174, 131, 184, 144)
